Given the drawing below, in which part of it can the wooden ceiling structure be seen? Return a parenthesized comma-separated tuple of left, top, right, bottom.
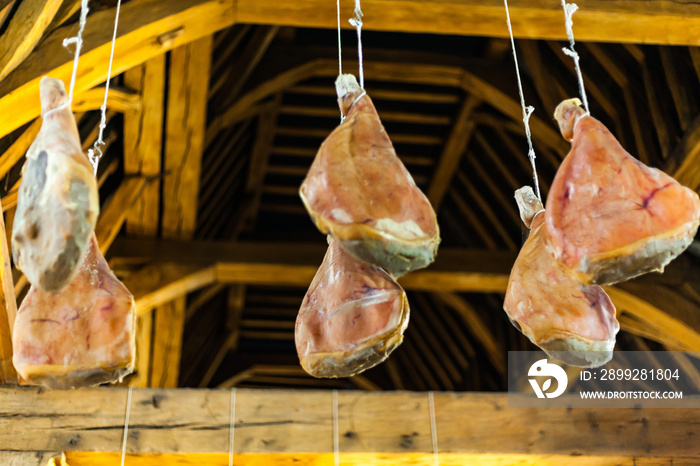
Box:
(0, 0, 699, 457)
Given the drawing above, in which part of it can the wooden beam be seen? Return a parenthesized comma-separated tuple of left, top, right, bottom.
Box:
(0, 0, 61, 81)
(129, 309, 154, 388)
(150, 296, 186, 388)
(435, 292, 506, 376)
(0, 0, 236, 140)
(93, 176, 149, 253)
(123, 55, 166, 236)
(427, 95, 479, 209)
(72, 86, 142, 114)
(235, 0, 700, 46)
(1, 388, 699, 463)
(162, 36, 212, 239)
(0, 209, 17, 384)
(668, 114, 700, 192)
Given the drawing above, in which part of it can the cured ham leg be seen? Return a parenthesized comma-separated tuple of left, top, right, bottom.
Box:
(546, 98, 700, 285)
(300, 74, 440, 277)
(295, 236, 409, 377)
(504, 187, 619, 368)
(12, 77, 99, 293)
(13, 234, 135, 389)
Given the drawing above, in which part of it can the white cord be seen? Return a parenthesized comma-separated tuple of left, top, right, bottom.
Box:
(348, 0, 364, 89)
(337, 0, 345, 122)
(428, 391, 439, 466)
(333, 390, 340, 466)
(561, 1, 590, 115)
(43, 0, 90, 118)
(503, 0, 541, 201)
(87, 0, 122, 176)
(120, 388, 133, 466)
(228, 388, 236, 466)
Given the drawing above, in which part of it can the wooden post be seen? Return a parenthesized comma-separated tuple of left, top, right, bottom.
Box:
(0, 209, 17, 384)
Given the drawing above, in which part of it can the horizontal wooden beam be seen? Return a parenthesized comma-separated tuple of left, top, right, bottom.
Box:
(238, 0, 700, 45)
(112, 238, 700, 350)
(1, 387, 698, 462)
(18, 451, 700, 466)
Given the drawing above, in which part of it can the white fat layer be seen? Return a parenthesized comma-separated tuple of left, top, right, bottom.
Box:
(331, 208, 353, 223)
(375, 218, 425, 240)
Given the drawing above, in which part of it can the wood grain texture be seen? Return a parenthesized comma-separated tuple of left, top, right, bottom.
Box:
(0, 0, 61, 81)
(123, 55, 166, 236)
(0, 388, 698, 460)
(0, 0, 235, 140)
(0, 210, 17, 384)
(162, 36, 212, 239)
(150, 297, 185, 388)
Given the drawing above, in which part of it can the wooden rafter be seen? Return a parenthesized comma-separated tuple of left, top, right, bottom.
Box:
(112, 237, 700, 352)
(123, 55, 165, 236)
(0, 209, 17, 384)
(426, 95, 479, 209)
(162, 36, 212, 239)
(0, 0, 61, 81)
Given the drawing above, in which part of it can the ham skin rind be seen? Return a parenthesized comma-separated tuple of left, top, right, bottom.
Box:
(504, 187, 619, 368)
(546, 99, 700, 285)
(13, 234, 135, 389)
(295, 236, 409, 378)
(12, 77, 99, 293)
(299, 74, 440, 277)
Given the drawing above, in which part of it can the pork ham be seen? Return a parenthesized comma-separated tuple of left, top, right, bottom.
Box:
(504, 186, 619, 368)
(295, 236, 409, 377)
(13, 234, 136, 389)
(546, 98, 700, 285)
(300, 74, 440, 277)
(12, 77, 99, 293)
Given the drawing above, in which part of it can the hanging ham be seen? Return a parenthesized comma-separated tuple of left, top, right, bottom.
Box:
(300, 74, 440, 277)
(546, 98, 700, 285)
(295, 236, 409, 378)
(504, 186, 619, 368)
(12, 77, 99, 294)
(13, 233, 136, 389)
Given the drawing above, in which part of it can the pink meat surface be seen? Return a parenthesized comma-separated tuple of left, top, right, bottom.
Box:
(13, 234, 135, 388)
(300, 74, 439, 276)
(546, 99, 700, 285)
(504, 187, 619, 368)
(295, 236, 409, 377)
(12, 77, 99, 293)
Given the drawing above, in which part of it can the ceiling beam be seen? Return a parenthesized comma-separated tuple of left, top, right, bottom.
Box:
(2, 388, 699, 461)
(0, 208, 17, 384)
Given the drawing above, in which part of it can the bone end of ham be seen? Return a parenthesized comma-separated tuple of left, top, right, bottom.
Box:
(514, 186, 543, 229)
(554, 98, 586, 142)
(547, 98, 700, 285)
(13, 234, 136, 389)
(504, 189, 619, 368)
(295, 237, 409, 378)
(12, 77, 99, 293)
(301, 76, 440, 276)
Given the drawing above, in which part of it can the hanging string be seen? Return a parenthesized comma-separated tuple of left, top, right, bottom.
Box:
(43, 0, 90, 118)
(503, 0, 541, 201)
(87, 0, 122, 176)
(337, 0, 342, 76)
(348, 0, 364, 89)
(428, 392, 439, 466)
(560, 0, 589, 115)
(332, 390, 340, 466)
(228, 388, 237, 466)
(120, 388, 133, 466)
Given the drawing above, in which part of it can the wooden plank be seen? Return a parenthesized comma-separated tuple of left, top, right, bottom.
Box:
(123, 55, 166, 236)
(0, 0, 61, 81)
(0, 0, 236, 140)
(93, 176, 148, 254)
(150, 297, 186, 388)
(73, 86, 142, 114)
(0, 209, 17, 384)
(427, 95, 479, 209)
(0, 388, 699, 459)
(130, 309, 154, 388)
(162, 36, 212, 239)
